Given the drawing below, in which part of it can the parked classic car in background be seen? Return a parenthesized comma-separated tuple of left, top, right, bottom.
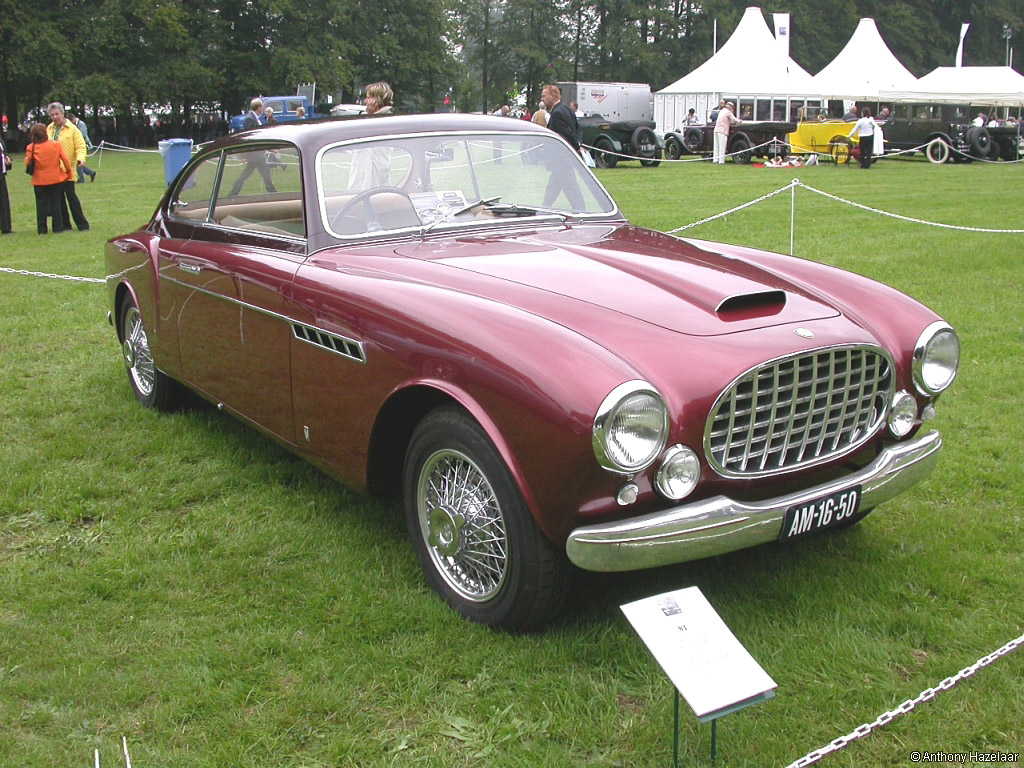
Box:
(580, 115, 663, 168)
(107, 114, 959, 631)
(878, 104, 1024, 163)
(663, 118, 795, 163)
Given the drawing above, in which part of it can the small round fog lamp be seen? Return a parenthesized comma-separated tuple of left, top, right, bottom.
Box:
(655, 445, 700, 501)
(888, 390, 918, 438)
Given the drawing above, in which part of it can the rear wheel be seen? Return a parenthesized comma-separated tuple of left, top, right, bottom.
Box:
(730, 136, 753, 164)
(639, 148, 662, 168)
(829, 136, 851, 164)
(592, 138, 618, 169)
(403, 406, 572, 632)
(118, 294, 187, 411)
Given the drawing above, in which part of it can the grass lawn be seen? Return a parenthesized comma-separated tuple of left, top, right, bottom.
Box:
(0, 148, 1022, 767)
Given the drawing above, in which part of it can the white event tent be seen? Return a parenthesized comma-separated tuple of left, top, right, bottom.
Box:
(654, 6, 820, 132)
(811, 18, 918, 100)
(880, 66, 1024, 107)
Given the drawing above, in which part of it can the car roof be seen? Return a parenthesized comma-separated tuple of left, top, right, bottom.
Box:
(213, 113, 553, 152)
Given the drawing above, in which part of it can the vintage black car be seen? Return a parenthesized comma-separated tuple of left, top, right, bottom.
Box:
(879, 104, 1024, 163)
(581, 116, 664, 168)
(663, 120, 796, 164)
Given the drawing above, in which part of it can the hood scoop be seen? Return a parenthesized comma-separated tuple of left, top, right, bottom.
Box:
(716, 290, 786, 322)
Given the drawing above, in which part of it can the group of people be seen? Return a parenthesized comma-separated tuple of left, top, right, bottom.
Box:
(0, 102, 95, 235)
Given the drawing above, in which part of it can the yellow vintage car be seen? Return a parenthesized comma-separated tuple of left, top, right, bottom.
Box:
(787, 107, 857, 163)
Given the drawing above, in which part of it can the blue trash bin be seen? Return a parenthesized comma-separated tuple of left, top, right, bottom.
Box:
(159, 138, 193, 185)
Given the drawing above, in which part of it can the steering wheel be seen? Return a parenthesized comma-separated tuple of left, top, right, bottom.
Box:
(331, 187, 416, 234)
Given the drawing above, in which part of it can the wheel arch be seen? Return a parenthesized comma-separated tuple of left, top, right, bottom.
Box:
(366, 382, 543, 528)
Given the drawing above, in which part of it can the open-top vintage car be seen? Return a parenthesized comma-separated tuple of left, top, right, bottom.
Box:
(106, 114, 959, 631)
(663, 118, 795, 163)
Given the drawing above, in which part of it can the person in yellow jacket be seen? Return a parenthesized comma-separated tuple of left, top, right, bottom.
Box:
(45, 102, 90, 231)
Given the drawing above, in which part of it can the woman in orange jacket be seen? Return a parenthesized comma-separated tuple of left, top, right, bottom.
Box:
(25, 122, 73, 234)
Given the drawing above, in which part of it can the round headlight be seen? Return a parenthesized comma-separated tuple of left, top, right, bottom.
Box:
(888, 390, 917, 437)
(913, 322, 959, 395)
(593, 381, 669, 474)
(655, 445, 700, 500)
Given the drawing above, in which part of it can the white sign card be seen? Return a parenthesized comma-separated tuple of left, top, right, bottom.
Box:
(621, 586, 777, 721)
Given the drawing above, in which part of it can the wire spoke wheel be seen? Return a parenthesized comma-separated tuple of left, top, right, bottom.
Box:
(123, 305, 156, 397)
(417, 448, 508, 602)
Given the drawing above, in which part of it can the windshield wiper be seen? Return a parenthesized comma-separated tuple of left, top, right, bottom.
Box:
(484, 203, 571, 220)
(421, 196, 502, 234)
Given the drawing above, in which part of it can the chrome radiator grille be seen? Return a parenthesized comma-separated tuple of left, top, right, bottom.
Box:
(706, 346, 893, 477)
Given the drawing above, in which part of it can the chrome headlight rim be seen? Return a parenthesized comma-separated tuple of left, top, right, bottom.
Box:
(593, 380, 669, 474)
(888, 389, 918, 437)
(655, 444, 701, 501)
(913, 321, 960, 396)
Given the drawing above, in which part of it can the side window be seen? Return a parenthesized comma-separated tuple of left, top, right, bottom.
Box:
(211, 145, 305, 237)
(169, 153, 220, 222)
(286, 100, 304, 114)
(265, 101, 284, 116)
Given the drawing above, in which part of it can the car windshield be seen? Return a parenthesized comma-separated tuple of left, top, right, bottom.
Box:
(317, 132, 616, 237)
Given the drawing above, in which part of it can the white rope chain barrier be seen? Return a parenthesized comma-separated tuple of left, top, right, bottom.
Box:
(784, 631, 1024, 767)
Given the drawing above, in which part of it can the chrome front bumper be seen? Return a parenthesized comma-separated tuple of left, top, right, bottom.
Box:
(565, 431, 942, 572)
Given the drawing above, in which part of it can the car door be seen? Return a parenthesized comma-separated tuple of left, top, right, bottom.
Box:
(174, 143, 306, 443)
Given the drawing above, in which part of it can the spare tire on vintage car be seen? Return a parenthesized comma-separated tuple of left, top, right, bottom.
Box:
(683, 126, 705, 153)
(631, 126, 658, 160)
(966, 126, 992, 158)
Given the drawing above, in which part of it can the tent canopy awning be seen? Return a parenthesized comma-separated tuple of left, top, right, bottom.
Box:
(657, 7, 817, 96)
(880, 66, 1024, 106)
(811, 18, 918, 100)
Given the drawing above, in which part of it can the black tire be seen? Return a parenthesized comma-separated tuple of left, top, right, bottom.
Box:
(403, 406, 572, 632)
(639, 148, 662, 168)
(730, 135, 753, 164)
(829, 136, 851, 164)
(630, 126, 658, 160)
(592, 138, 618, 169)
(925, 137, 951, 164)
(966, 126, 992, 158)
(665, 135, 682, 160)
(118, 294, 186, 411)
(683, 127, 705, 153)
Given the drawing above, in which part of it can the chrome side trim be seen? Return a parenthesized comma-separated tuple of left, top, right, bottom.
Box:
(163, 274, 367, 363)
(566, 431, 942, 572)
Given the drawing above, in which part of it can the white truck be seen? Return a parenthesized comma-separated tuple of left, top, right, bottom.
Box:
(557, 82, 653, 121)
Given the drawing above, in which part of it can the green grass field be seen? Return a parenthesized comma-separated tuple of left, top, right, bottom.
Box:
(1, 149, 1022, 767)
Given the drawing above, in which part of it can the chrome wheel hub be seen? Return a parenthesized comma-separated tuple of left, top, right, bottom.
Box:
(417, 449, 508, 602)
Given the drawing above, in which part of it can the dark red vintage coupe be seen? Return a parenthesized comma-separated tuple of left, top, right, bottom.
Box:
(106, 114, 959, 631)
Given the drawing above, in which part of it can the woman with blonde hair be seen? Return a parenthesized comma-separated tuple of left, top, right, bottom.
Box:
(364, 82, 393, 114)
(25, 122, 73, 234)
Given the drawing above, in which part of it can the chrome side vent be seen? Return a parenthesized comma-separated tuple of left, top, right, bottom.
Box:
(291, 323, 366, 363)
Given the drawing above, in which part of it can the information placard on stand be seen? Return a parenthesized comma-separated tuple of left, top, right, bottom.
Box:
(622, 586, 777, 762)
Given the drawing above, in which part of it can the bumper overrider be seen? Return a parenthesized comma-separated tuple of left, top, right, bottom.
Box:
(566, 430, 942, 572)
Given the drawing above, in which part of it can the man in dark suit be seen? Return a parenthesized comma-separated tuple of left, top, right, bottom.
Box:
(539, 84, 584, 210)
(242, 98, 264, 131)
(541, 84, 580, 151)
(228, 98, 277, 195)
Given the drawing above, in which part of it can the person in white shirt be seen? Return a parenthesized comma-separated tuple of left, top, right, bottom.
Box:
(848, 107, 875, 169)
(973, 113, 986, 128)
(713, 102, 740, 164)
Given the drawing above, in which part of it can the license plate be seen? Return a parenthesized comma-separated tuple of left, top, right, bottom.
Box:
(780, 486, 861, 541)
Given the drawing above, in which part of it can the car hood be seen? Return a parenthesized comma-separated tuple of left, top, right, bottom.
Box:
(395, 224, 839, 337)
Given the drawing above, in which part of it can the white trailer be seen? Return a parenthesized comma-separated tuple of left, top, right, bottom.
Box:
(557, 82, 653, 122)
